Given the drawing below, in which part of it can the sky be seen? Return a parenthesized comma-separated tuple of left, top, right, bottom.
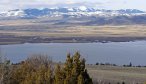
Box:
(0, 0, 146, 11)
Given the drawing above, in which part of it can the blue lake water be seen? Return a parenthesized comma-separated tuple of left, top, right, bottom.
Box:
(1, 41, 146, 65)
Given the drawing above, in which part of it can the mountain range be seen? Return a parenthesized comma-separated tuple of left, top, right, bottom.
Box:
(0, 6, 146, 25)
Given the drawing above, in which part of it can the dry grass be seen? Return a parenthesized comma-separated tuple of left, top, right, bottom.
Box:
(1, 19, 146, 37)
(87, 65, 146, 84)
(1, 25, 146, 37)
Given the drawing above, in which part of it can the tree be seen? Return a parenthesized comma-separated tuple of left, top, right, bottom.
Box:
(10, 54, 53, 84)
(63, 52, 93, 84)
(54, 64, 64, 84)
(78, 73, 84, 84)
(64, 53, 73, 78)
(82, 69, 93, 84)
(0, 50, 12, 84)
(129, 62, 132, 67)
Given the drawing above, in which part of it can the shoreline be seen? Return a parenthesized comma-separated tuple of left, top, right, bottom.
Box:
(1, 36, 146, 45)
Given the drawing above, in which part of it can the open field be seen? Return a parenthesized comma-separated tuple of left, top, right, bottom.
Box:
(87, 65, 146, 84)
(1, 25, 146, 37)
(1, 19, 146, 44)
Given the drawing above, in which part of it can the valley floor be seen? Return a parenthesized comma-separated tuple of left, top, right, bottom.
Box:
(1, 19, 146, 44)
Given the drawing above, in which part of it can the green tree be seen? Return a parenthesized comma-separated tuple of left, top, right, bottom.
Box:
(78, 73, 84, 84)
(54, 64, 64, 84)
(63, 52, 93, 84)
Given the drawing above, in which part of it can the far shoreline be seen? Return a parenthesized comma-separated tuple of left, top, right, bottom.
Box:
(1, 36, 146, 45)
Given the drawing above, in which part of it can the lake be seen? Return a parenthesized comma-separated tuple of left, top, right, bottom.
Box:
(1, 41, 146, 65)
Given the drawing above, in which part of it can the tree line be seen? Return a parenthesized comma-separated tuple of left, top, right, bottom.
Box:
(1, 51, 146, 84)
(0, 52, 93, 84)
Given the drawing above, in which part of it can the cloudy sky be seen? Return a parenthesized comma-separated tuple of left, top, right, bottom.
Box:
(0, 0, 146, 11)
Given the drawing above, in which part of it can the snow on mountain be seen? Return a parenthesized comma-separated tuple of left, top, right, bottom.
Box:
(78, 6, 88, 11)
(0, 7, 145, 18)
(0, 9, 25, 17)
(67, 8, 74, 11)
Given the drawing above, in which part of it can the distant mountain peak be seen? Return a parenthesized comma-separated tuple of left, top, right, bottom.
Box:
(0, 7, 145, 19)
(78, 6, 88, 11)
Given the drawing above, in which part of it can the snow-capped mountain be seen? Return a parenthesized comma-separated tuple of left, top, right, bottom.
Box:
(0, 9, 26, 17)
(0, 6, 145, 18)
